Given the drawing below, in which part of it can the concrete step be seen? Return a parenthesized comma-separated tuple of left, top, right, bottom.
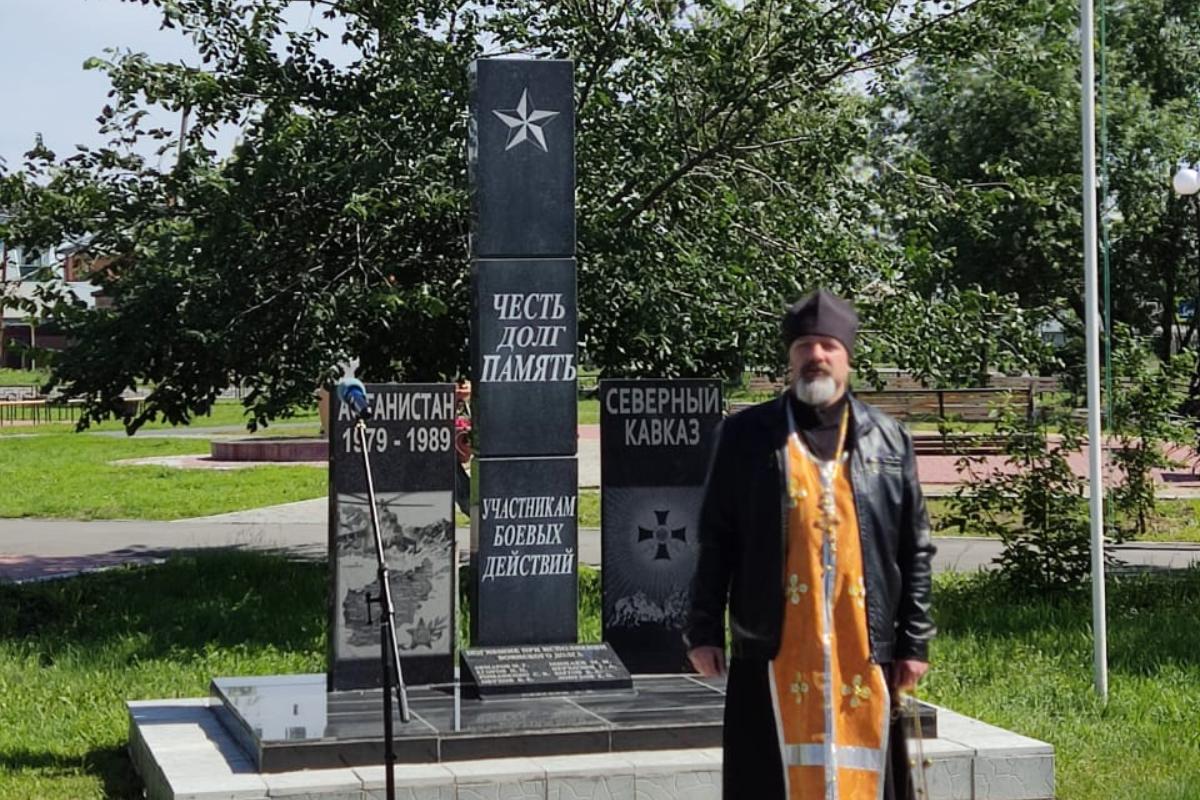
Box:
(127, 698, 1054, 800)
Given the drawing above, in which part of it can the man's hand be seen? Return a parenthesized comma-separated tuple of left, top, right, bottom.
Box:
(688, 646, 727, 677)
(891, 659, 929, 693)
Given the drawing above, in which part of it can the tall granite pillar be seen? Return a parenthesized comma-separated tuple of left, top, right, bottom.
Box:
(468, 59, 578, 646)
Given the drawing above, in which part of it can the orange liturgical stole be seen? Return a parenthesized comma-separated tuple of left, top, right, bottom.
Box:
(770, 407, 890, 799)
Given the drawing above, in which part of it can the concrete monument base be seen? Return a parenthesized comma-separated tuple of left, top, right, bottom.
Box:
(128, 697, 1053, 800)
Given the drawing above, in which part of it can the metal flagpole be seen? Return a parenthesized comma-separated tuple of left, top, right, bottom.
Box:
(1079, 0, 1109, 701)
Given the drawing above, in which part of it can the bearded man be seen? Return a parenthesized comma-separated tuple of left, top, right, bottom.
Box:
(685, 289, 936, 799)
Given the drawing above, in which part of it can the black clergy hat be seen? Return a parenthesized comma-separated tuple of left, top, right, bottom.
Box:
(781, 289, 859, 356)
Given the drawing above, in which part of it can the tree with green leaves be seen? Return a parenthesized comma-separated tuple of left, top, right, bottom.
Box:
(0, 0, 1044, 432)
(944, 401, 1095, 591)
(1106, 326, 1195, 540)
(891, 0, 1200, 362)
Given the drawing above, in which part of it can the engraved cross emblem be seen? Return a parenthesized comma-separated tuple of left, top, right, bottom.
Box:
(637, 509, 687, 561)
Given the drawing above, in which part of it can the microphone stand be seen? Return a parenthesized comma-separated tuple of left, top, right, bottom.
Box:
(355, 415, 410, 800)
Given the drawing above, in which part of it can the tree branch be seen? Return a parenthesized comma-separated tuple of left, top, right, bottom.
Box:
(577, 0, 632, 122)
(731, 135, 817, 153)
(609, 0, 994, 226)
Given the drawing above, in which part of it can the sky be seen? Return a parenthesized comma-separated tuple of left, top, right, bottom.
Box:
(0, 0, 209, 170)
(0, 0, 356, 172)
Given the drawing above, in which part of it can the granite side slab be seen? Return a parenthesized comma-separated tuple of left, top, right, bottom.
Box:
(127, 699, 1053, 800)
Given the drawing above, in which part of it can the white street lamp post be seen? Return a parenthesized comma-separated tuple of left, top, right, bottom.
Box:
(1079, 0, 1108, 702)
(1173, 166, 1200, 198)
(1174, 164, 1200, 359)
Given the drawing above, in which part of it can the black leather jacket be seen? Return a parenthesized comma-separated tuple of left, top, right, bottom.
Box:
(684, 393, 936, 664)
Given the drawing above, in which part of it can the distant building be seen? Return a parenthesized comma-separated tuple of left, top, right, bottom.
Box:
(1036, 319, 1067, 349)
(0, 217, 102, 370)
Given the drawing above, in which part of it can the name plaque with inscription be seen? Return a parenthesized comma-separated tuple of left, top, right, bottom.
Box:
(460, 643, 633, 697)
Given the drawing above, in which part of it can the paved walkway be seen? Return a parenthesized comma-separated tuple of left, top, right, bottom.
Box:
(912, 439, 1200, 499)
(4, 423, 1200, 582)
(2, 498, 1199, 583)
(88, 421, 316, 439)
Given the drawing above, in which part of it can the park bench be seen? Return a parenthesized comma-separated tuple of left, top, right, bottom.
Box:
(730, 385, 1035, 456)
(910, 432, 1010, 456)
(852, 387, 1034, 424)
(46, 397, 87, 423)
(871, 372, 1060, 394)
(737, 384, 1034, 422)
(0, 385, 52, 426)
(0, 395, 141, 426)
(0, 397, 92, 425)
(0, 398, 48, 425)
(746, 374, 783, 395)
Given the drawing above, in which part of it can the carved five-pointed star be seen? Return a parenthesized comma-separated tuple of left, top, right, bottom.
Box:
(406, 618, 434, 649)
(492, 88, 559, 153)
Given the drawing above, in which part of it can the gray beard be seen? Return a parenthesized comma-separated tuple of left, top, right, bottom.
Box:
(793, 375, 840, 407)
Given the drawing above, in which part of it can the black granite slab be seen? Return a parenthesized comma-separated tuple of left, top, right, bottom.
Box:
(471, 258, 577, 457)
(460, 642, 632, 697)
(210, 673, 937, 773)
(599, 379, 723, 673)
(470, 456, 578, 646)
(469, 58, 575, 259)
(328, 384, 457, 690)
(211, 673, 723, 773)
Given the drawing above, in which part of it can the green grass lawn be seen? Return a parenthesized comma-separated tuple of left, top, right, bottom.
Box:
(0, 553, 325, 798)
(99, 401, 321, 432)
(0, 368, 49, 386)
(0, 552, 1196, 798)
(1133, 499, 1200, 543)
(578, 397, 600, 425)
(0, 433, 327, 520)
(924, 570, 1200, 799)
(927, 498, 1200, 545)
(0, 399, 321, 437)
